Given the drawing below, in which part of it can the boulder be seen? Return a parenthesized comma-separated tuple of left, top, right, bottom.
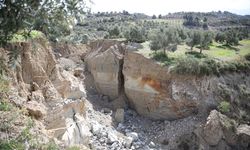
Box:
(126, 132, 139, 142)
(202, 110, 224, 146)
(115, 108, 125, 123)
(60, 70, 86, 99)
(85, 40, 124, 100)
(237, 124, 250, 148)
(62, 113, 91, 146)
(25, 101, 47, 119)
(124, 136, 133, 148)
(201, 110, 237, 147)
(58, 57, 77, 71)
(107, 131, 118, 144)
(91, 121, 104, 136)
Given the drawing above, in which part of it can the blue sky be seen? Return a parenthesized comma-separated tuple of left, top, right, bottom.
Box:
(90, 0, 250, 15)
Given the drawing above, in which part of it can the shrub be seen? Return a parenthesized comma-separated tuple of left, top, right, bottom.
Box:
(172, 56, 218, 76)
(218, 101, 230, 113)
(172, 56, 250, 76)
(245, 53, 250, 61)
(150, 51, 175, 66)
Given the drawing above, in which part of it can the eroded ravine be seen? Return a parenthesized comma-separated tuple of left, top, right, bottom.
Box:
(1, 39, 250, 150)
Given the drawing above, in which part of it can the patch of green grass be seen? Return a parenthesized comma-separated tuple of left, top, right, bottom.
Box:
(139, 40, 250, 62)
(66, 146, 81, 150)
(204, 43, 236, 59)
(238, 39, 250, 56)
(185, 51, 207, 59)
(0, 101, 11, 111)
(218, 101, 230, 113)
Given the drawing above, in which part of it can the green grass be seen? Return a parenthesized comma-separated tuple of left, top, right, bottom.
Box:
(238, 40, 250, 56)
(138, 39, 250, 62)
(218, 101, 231, 113)
(0, 101, 11, 111)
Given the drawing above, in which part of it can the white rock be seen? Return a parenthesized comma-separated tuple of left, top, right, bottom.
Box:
(62, 114, 91, 146)
(149, 141, 156, 148)
(91, 121, 103, 136)
(61, 70, 86, 100)
(107, 131, 118, 144)
(117, 123, 124, 130)
(126, 132, 139, 142)
(124, 136, 133, 148)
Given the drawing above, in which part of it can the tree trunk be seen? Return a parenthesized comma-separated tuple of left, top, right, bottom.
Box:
(163, 48, 166, 55)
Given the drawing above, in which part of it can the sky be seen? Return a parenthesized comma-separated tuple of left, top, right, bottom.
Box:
(90, 0, 250, 15)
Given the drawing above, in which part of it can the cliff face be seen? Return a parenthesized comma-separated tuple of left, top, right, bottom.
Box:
(85, 40, 125, 99)
(123, 51, 199, 119)
(86, 40, 250, 121)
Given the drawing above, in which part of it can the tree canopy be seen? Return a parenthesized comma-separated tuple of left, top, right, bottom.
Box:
(0, 0, 90, 45)
(150, 28, 181, 54)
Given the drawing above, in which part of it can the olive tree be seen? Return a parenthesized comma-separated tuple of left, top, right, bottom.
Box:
(150, 28, 181, 54)
(0, 0, 90, 45)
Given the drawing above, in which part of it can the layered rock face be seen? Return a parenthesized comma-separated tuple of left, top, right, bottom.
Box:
(10, 40, 86, 100)
(123, 52, 190, 120)
(5, 39, 89, 146)
(86, 40, 125, 99)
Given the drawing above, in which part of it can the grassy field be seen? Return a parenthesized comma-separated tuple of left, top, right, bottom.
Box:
(137, 39, 250, 62)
